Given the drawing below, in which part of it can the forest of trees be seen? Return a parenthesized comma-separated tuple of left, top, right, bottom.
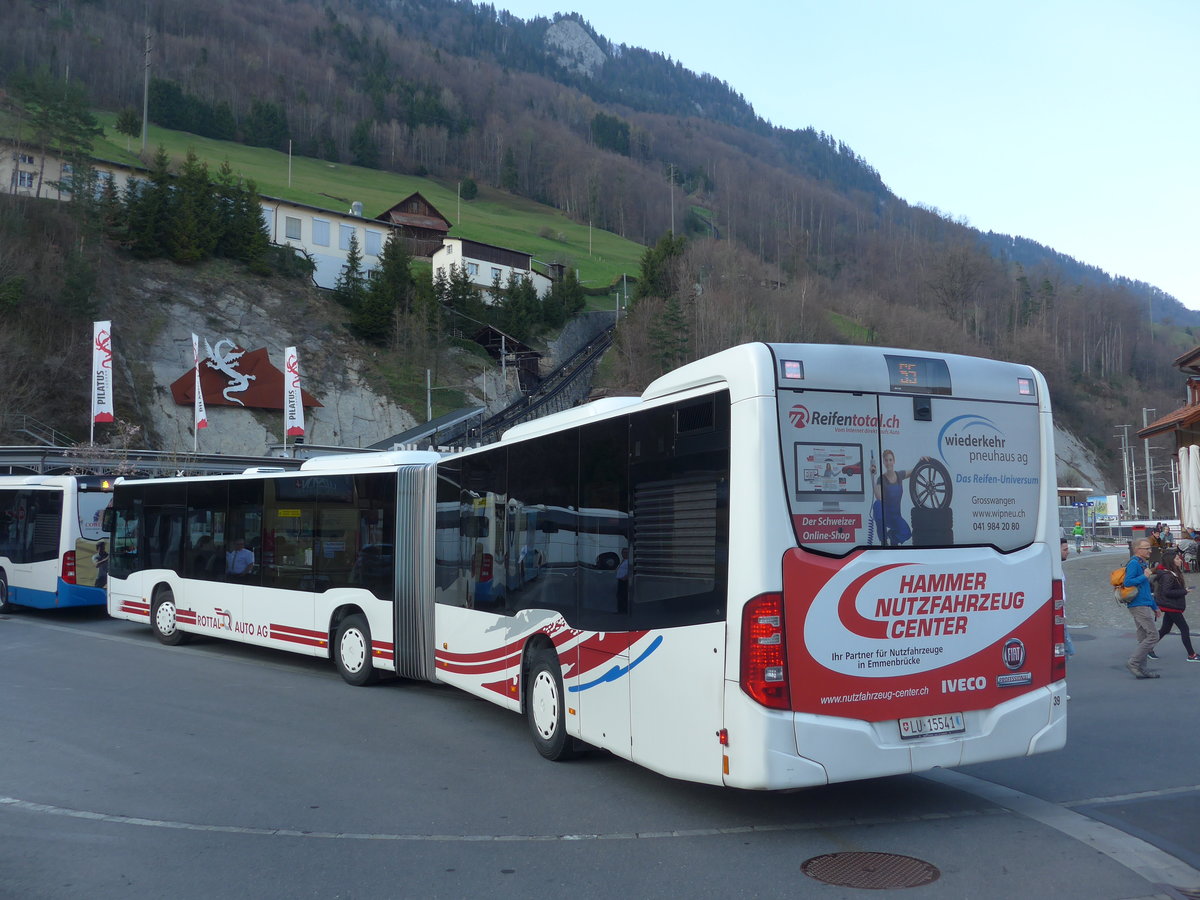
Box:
(0, 0, 1195, 490)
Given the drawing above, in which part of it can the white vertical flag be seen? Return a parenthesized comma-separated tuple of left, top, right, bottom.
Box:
(92, 321, 114, 423)
(192, 333, 208, 431)
(284, 346, 305, 437)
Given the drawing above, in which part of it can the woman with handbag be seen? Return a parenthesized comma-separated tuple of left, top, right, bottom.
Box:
(1149, 548, 1199, 662)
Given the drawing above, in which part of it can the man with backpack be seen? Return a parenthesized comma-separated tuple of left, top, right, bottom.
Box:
(1125, 538, 1162, 679)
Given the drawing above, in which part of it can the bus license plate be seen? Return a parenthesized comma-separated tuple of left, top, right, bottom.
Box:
(898, 713, 965, 740)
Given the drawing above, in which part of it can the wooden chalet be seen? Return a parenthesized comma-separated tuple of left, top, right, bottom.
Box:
(375, 192, 452, 257)
(1138, 345, 1200, 444)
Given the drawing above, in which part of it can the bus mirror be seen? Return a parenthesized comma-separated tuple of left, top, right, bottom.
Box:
(101, 507, 114, 533)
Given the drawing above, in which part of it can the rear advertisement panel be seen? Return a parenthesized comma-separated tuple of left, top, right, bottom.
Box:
(778, 391, 1042, 554)
(774, 369, 1050, 722)
(783, 547, 1053, 721)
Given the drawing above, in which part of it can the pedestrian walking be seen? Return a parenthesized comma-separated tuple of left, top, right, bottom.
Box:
(1072, 522, 1084, 554)
(1149, 547, 1199, 662)
(1124, 538, 1162, 679)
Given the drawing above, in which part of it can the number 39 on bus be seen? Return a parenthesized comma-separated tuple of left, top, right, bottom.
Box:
(106, 342, 1066, 789)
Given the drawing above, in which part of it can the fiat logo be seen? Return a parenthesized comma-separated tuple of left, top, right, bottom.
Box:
(1002, 638, 1026, 670)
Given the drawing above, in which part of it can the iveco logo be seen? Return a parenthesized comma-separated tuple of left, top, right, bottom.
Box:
(789, 404, 809, 428)
(1002, 638, 1026, 670)
(941, 676, 987, 693)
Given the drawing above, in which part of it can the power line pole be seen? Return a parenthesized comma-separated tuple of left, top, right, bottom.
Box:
(1116, 425, 1134, 520)
(668, 163, 675, 235)
(1143, 409, 1155, 520)
(141, 12, 151, 154)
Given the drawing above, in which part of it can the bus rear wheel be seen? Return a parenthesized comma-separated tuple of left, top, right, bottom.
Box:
(526, 650, 577, 761)
(334, 613, 378, 686)
(152, 590, 186, 646)
(0, 571, 12, 613)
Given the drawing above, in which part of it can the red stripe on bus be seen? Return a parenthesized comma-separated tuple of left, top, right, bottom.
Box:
(434, 654, 511, 676)
(269, 629, 328, 648)
(269, 624, 326, 640)
(435, 640, 524, 664)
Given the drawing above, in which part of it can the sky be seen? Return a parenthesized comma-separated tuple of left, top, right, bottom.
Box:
(495, 0, 1199, 308)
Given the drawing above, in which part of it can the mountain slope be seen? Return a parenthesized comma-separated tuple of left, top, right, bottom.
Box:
(0, 0, 1194, 511)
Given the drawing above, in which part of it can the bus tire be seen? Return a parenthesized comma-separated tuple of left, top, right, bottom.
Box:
(152, 590, 186, 646)
(0, 571, 13, 613)
(334, 613, 378, 686)
(526, 649, 577, 761)
(596, 553, 619, 571)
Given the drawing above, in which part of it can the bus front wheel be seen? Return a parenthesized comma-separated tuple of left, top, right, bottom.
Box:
(526, 650, 577, 761)
(0, 571, 12, 613)
(152, 591, 186, 646)
(334, 614, 378, 686)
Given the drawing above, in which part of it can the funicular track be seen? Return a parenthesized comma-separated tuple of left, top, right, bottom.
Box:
(450, 325, 615, 449)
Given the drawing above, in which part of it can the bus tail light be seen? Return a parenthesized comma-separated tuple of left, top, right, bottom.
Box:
(1051, 579, 1066, 682)
(741, 593, 790, 709)
(62, 551, 78, 585)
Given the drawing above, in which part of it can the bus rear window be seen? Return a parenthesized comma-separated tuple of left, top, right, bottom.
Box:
(778, 391, 1042, 554)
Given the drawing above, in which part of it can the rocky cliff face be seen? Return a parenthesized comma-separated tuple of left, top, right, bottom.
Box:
(544, 19, 607, 79)
(108, 261, 424, 455)
(1054, 424, 1109, 495)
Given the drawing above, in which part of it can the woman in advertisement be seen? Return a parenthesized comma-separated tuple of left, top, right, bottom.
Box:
(870, 449, 931, 546)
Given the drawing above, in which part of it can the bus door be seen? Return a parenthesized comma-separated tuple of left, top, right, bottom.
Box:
(73, 481, 113, 593)
(254, 476, 315, 648)
(180, 480, 245, 636)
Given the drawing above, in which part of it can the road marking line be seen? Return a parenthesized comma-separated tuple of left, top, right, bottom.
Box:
(922, 769, 1200, 890)
(0, 795, 1003, 842)
(1064, 785, 1200, 808)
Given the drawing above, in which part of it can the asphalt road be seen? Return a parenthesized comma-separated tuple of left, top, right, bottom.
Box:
(1, 555, 1198, 900)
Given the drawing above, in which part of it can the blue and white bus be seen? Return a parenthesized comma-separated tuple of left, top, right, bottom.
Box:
(0, 475, 113, 611)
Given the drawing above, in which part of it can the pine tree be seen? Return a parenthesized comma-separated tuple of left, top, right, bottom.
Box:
(167, 149, 217, 264)
(498, 273, 540, 342)
(634, 231, 687, 305)
(334, 233, 368, 310)
(98, 173, 125, 239)
(501, 147, 519, 192)
(350, 120, 380, 168)
(125, 145, 173, 259)
(220, 176, 272, 274)
(354, 232, 415, 345)
(543, 267, 584, 328)
(649, 293, 690, 374)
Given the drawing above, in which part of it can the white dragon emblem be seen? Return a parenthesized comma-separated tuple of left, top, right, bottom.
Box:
(204, 338, 256, 405)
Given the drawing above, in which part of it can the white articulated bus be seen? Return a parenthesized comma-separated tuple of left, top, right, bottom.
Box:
(107, 342, 1066, 789)
(0, 475, 114, 612)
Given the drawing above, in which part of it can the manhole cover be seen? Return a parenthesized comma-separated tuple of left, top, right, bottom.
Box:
(802, 851, 940, 889)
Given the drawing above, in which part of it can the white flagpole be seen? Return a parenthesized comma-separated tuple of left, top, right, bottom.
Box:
(91, 320, 114, 444)
(192, 333, 208, 452)
(284, 346, 305, 456)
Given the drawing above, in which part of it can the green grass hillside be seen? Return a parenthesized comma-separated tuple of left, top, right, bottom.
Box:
(90, 113, 645, 291)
